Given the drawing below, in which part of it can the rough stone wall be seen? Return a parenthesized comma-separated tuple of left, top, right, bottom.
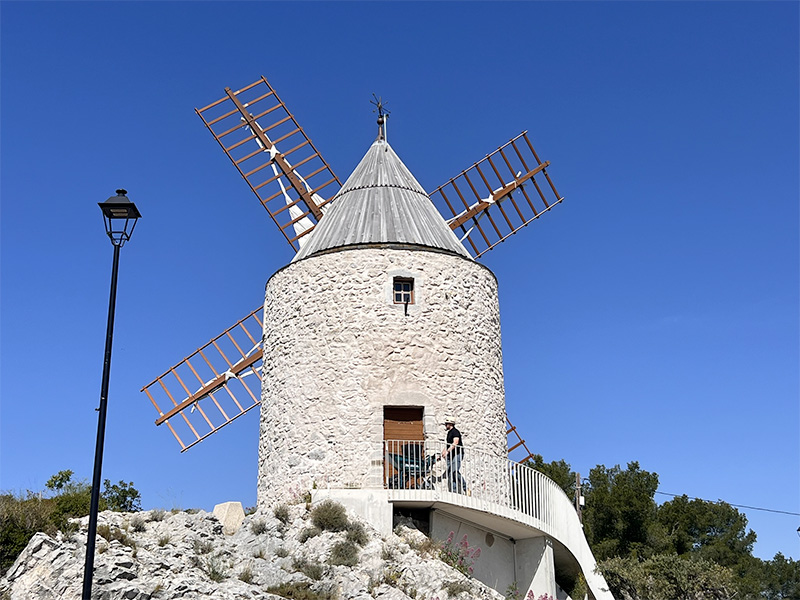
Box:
(258, 246, 507, 507)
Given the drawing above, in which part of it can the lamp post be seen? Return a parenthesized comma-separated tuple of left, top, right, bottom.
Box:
(82, 189, 141, 600)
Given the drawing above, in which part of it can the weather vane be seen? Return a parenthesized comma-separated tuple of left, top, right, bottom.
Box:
(371, 94, 390, 140)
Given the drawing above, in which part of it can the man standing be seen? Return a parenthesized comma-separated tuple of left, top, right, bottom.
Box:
(442, 417, 466, 493)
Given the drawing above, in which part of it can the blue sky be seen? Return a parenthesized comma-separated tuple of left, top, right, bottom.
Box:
(1, 2, 797, 562)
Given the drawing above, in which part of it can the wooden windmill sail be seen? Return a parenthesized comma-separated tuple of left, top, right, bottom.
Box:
(195, 76, 341, 249)
(430, 131, 562, 258)
(141, 75, 561, 459)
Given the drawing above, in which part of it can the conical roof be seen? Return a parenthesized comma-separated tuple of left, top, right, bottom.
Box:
(292, 138, 471, 262)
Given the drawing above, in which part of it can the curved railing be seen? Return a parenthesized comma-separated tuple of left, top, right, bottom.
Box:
(384, 440, 612, 600)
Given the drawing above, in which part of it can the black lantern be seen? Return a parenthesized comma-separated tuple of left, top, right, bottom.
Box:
(98, 189, 141, 246)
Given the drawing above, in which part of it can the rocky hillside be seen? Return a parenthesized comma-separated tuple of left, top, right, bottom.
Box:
(1, 500, 502, 600)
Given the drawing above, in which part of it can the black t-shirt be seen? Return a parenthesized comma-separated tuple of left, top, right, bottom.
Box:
(446, 427, 463, 455)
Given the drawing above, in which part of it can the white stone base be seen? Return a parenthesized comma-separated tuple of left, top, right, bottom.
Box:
(212, 501, 245, 535)
(311, 488, 393, 537)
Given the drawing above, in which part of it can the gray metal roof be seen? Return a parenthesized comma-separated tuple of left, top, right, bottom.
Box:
(292, 138, 471, 262)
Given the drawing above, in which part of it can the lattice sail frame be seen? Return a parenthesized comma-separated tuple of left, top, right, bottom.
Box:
(141, 308, 264, 452)
(195, 77, 342, 251)
(431, 131, 564, 258)
(506, 417, 536, 464)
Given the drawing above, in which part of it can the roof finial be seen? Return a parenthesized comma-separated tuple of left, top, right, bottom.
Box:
(370, 94, 390, 142)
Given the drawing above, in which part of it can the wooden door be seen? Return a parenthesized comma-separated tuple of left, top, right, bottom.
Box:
(384, 407, 424, 488)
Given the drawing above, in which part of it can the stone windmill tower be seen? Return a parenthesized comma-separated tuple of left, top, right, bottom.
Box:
(257, 115, 506, 506)
(142, 78, 612, 599)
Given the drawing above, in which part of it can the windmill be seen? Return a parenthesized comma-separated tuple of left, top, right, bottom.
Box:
(139, 76, 617, 599)
(141, 75, 561, 461)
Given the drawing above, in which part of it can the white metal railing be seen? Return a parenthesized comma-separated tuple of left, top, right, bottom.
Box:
(383, 439, 569, 524)
(383, 439, 613, 600)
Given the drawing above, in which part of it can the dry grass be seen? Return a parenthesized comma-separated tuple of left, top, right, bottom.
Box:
(311, 500, 347, 532)
(328, 540, 359, 567)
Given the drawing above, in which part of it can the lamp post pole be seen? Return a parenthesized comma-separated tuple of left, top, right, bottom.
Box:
(82, 190, 141, 600)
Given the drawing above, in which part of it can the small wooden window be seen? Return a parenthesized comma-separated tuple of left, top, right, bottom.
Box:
(393, 277, 414, 304)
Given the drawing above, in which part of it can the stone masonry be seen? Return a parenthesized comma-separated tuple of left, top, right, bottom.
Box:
(257, 245, 507, 507)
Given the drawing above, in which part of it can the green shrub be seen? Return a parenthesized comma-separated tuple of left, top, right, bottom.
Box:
(0, 493, 57, 573)
(149, 509, 166, 522)
(383, 567, 401, 586)
(310, 500, 347, 532)
(157, 534, 170, 547)
(298, 526, 321, 543)
(130, 515, 146, 532)
(102, 479, 141, 512)
(193, 538, 213, 554)
(267, 582, 328, 600)
(204, 556, 226, 582)
(238, 565, 254, 584)
(444, 580, 473, 597)
(96, 523, 112, 541)
(597, 554, 736, 600)
(293, 556, 324, 580)
(46, 471, 142, 518)
(251, 520, 268, 535)
(439, 532, 480, 577)
(569, 573, 587, 600)
(274, 504, 291, 525)
(53, 486, 93, 528)
(275, 547, 289, 558)
(345, 521, 368, 546)
(97, 523, 135, 549)
(505, 581, 520, 600)
(328, 540, 359, 567)
(408, 536, 438, 557)
(45, 470, 74, 492)
(253, 547, 266, 559)
(1, 470, 143, 573)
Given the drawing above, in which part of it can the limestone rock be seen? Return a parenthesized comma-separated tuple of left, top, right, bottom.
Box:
(0, 504, 503, 600)
(213, 501, 246, 535)
(373, 584, 413, 600)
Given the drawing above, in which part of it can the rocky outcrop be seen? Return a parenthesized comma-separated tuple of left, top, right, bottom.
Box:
(1, 503, 503, 600)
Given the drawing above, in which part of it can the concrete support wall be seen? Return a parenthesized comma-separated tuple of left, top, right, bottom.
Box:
(431, 510, 556, 599)
(431, 510, 515, 593)
(258, 246, 506, 507)
(517, 537, 556, 599)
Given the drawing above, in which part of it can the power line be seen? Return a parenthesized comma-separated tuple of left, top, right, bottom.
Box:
(655, 491, 800, 517)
